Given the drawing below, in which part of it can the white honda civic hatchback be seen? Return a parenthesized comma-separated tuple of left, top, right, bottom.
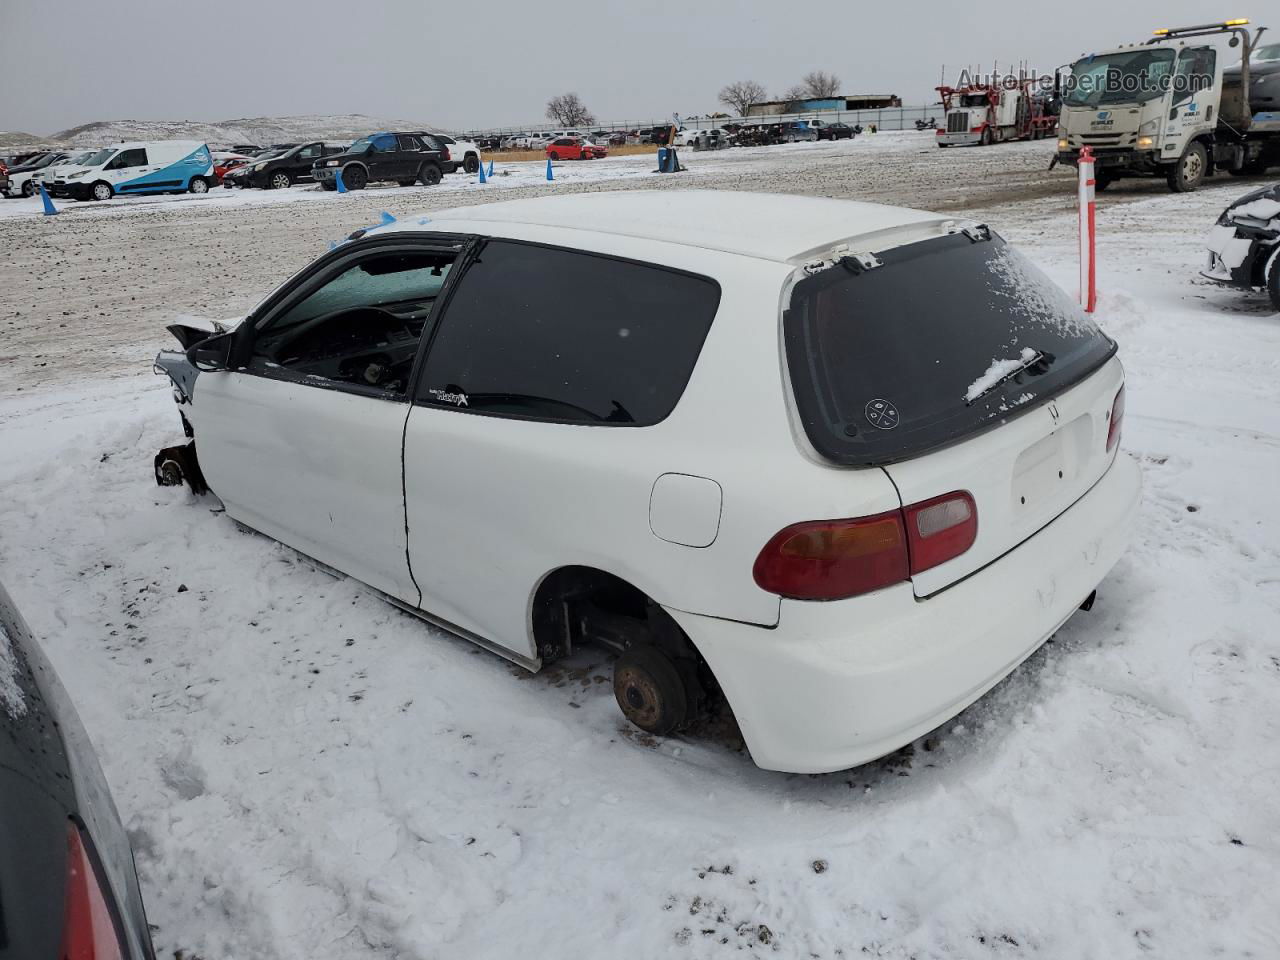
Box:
(154, 190, 1141, 774)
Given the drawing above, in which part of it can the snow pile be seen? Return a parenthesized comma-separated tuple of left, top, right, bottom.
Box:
(965, 347, 1039, 402)
(0, 623, 25, 718)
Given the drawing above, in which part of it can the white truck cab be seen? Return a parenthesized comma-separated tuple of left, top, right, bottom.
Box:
(1056, 20, 1279, 190)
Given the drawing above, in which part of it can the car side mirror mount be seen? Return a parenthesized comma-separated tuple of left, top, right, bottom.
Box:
(187, 331, 234, 372)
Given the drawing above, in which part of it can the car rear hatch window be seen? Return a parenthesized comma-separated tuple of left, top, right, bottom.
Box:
(783, 230, 1115, 467)
(784, 230, 1122, 596)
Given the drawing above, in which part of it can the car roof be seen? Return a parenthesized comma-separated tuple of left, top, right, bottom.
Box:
(397, 190, 944, 264)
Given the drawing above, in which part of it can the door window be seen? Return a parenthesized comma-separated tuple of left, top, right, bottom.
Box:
(250, 248, 457, 395)
(371, 135, 397, 152)
(298, 144, 320, 159)
(1173, 47, 1215, 105)
(397, 135, 422, 151)
(106, 148, 148, 170)
(414, 240, 720, 425)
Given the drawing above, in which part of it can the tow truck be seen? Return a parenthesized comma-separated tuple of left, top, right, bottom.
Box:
(935, 77, 1058, 147)
(1054, 19, 1280, 191)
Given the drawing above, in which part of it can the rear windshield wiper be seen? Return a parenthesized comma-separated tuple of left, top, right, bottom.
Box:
(964, 349, 1054, 405)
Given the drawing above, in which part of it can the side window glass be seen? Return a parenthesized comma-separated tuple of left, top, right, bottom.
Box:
(415, 241, 720, 425)
(397, 136, 421, 151)
(1173, 47, 1214, 105)
(250, 249, 456, 395)
(299, 145, 319, 159)
(372, 135, 397, 153)
(107, 149, 147, 170)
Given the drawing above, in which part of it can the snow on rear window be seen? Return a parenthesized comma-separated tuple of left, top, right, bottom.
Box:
(984, 243, 1092, 340)
(0, 623, 26, 718)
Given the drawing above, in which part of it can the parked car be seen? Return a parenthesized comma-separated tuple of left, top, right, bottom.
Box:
(36, 149, 102, 190)
(1202, 181, 1280, 309)
(48, 141, 214, 201)
(545, 137, 604, 160)
(0, 579, 158, 960)
(225, 141, 346, 189)
(152, 191, 1140, 774)
(4, 152, 75, 197)
(434, 135, 482, 173)
(312, 132, 446, 190)
(212, 153, 252, 183)
(817, 122, 857, 141)
(783, 122, 819, 143)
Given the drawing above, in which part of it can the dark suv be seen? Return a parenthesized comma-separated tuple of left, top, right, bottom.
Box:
(225, 141, 347, 189)
(313, 132, 448, 190)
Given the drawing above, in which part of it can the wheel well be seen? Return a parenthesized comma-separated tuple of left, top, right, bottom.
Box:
(530, 566, 701, 666)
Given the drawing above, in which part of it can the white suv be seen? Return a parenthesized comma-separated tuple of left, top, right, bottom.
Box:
(434, 134, 482, 173)
(152, 191, 1140, 774)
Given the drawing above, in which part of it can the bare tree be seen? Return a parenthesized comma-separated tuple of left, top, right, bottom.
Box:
(718, 79, 767, 116)
(779, 85, 809, 111)
(802, 70, 842, 98)
(545, 93, 595, 127)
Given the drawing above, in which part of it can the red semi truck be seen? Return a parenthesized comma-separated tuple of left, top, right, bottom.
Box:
(935, 79, 1058, 146)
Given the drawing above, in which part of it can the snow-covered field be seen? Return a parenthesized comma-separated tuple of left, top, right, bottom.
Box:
(1, 134, 1278, 958)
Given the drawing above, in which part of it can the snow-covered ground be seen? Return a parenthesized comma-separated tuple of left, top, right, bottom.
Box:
(1, 139, 1278, 958)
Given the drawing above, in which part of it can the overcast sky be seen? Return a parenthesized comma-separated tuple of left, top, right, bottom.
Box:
(0, 0, 1256, 134)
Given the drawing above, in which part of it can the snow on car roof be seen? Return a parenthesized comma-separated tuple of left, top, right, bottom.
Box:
(396, 190, 943, 264)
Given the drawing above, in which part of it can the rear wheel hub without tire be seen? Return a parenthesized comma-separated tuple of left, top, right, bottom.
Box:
(613, 645, 689, 736)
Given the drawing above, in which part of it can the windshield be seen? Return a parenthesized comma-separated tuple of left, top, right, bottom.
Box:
(69, 151, 95, 164)
(784, 233, 1116, 465)
(959, 93, 990, 107)
(1255, 43, 1280, 62)
(1065, 48, 1176, 106)
(82, 148, 115, 167)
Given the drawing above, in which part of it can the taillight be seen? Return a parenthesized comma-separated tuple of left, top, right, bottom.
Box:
(904, 491, 978, 574)
(62, 822, 125, 960)
(754, 491, 978, 600)
(753, 511, 909, 600)
(441, 147, 451, 162)
(1106, 384, 1125, 453)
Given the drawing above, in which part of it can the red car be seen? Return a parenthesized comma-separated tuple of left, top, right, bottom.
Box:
(213, 154, 251, 184)
(545, 137, 607, 160)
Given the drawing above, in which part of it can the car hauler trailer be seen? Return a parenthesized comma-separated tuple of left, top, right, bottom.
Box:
(935, 78, 1058, 146)
(1054, 19, 1280, 191)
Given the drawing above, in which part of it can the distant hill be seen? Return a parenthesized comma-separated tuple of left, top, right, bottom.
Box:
(0, 130, 56, 150)
(47, 115, 441, 148)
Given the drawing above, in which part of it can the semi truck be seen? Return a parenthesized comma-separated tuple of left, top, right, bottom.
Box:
(935, 79, 1058, 146)
(1054, 19, 1280, 191)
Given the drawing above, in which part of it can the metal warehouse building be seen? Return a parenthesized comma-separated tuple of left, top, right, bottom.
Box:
(745, 94, 902, 116)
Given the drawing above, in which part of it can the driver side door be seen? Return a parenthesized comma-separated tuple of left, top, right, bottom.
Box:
(189, 236, 470, 605)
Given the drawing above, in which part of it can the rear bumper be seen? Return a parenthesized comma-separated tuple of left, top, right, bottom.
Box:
(668, 453, 1142, 774)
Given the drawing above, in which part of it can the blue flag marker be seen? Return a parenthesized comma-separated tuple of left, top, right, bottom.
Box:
(546, 156, 554, 181)
(38, 183, 58, 216)
(486, 159, 494, 177)
(478, 162, 487, 184)
(335, 168, 347, 193)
